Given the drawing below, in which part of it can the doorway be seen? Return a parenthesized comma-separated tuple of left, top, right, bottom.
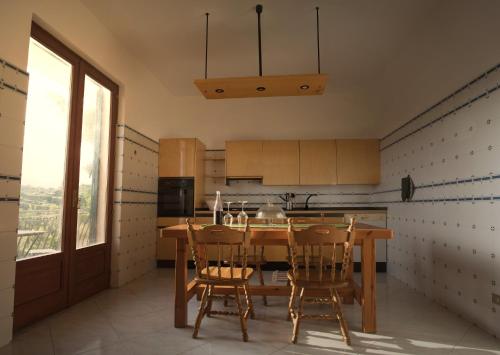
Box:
(14, 22, 118, 329)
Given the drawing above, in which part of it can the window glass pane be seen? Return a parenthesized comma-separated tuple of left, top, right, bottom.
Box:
(76, 75, 111, 249)
(17, 39, 72, 260)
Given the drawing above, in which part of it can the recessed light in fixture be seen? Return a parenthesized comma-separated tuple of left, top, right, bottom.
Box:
(256, 86, 266, 91)
(215, 88, 224, 93)
(300, 84, 310, 90)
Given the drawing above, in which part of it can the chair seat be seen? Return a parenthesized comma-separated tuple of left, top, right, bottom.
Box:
(287, 270, 349, 289)
(200, 266, 254, 281)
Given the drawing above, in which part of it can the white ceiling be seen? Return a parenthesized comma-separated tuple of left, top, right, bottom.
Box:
(81, 0, 437, 96)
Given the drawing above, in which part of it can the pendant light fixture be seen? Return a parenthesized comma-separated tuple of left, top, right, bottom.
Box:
(194, 5, 327, 99)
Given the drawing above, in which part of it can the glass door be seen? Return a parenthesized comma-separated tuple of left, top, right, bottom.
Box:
(76, 75, 111, 250)
(14, 22, 118, 329)
(68, 64, 117, 304)
(17, 38, 72, 260)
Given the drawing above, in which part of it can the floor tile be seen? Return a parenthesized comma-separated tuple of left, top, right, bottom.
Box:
(0, 269, 498, 355)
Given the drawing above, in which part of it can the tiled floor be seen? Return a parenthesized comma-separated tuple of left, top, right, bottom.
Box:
(1, 269, 499, 355)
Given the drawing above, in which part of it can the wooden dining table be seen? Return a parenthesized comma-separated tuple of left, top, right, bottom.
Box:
(161, 223, 393, 333)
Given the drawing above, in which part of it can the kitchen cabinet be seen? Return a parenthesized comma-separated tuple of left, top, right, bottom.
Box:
(336, 139, 380, 184)
(157, 217, 184, 261)
(225, 140, 263, 178)
(159, 138, 200, 177)
(299, 140, 337, 185)
(263, 140, 300, 185)
(158, 138, 205, 207)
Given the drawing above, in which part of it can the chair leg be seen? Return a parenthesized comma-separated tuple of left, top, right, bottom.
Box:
(243, 283, 255, 320)
(287, 284, 297, 321)
(257, 263, 268, 306)
(205, 285, 214, 317)
(330, 288, 351, 345)
(193, 285, 209, 339)
(234, 286, 249, 342)
(291, 287, 305, 344)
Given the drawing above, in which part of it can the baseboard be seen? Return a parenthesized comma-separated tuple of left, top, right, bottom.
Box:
(157, 260, 387, 272)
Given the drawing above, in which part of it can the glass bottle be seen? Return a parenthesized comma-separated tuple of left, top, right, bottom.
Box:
(213, 191, 223, 225)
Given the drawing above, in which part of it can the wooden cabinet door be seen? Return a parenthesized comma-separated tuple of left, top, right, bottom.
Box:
(225, 140, 263, 177)
(336, 139, 380, 184)
(157, 218, 184, 260)
(158, 139, 196, 177)
(299, 140, 337, 185)
(263, 140, 300, 185)
(194, 139, 205, 208)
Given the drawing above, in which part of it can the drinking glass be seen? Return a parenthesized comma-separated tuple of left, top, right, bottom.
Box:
(223, 201, 233, 226)
(237, 201, 248, 226)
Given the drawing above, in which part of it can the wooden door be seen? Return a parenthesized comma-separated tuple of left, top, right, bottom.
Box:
(68, 61, 118, 304)
(299, 140, 337, 185)
(336, 139, 380, 184)
(262, 140, 300, 185)
(225, 140, 263, 177)
(14, 23, 117, 328)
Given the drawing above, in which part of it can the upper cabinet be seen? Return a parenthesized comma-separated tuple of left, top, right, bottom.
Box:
(225, 140, 263, 178)
(299, 140, 337, 185)
(336, 139, 380, 184)
(158, 138, 205, 207)
(263, 140, 300, 185)
(159, 138, 197, 177)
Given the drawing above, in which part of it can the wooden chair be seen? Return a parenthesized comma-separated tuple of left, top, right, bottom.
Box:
(286, 217, 345, 267)
(287, 218, 356, 344)
(186, 220, 255, 342)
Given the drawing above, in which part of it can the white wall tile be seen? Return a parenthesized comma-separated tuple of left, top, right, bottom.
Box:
(0, 145, 22, 176)
(0, 116, 24, 148)
(0, 260, 15, 290)
(0, 203, 18, 232)
(0, 87, 27, 122)
(378, 65, 500, 338)
(0, 232, 16, 261)
(0, 315, 12, 348)
(0, 288, 14, 318)
(0, 179, 20, 199)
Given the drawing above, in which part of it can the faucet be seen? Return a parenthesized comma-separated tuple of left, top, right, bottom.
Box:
(279, 193, 295, 210)
(304, 193, 317, 210)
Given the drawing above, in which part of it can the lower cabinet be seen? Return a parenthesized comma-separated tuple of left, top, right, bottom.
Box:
(157, 217, 184, 261)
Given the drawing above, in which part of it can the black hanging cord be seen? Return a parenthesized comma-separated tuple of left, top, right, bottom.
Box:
(204, 13, 209, 79)
(256, 4, 263, 76)
(316, 6, 321, 74)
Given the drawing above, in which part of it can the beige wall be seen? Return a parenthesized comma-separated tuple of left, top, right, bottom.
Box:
(143, 88, 379, 149)
(0, 0, 171, 129)
(375, 0, 500, 133)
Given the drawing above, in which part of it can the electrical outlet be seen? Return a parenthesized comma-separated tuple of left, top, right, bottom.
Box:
(493, 293, 500, 306)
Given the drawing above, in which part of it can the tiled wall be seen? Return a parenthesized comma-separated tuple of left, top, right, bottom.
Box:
(373, 64, 500, 337)
(0, 59, 28, 347)
(112, 124, 158, 287)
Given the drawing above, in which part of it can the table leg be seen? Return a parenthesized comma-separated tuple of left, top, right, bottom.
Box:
(174, 238, 188, 328)
(361, 238, 376, 333)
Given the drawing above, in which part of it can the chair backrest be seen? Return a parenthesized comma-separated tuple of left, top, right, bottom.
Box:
(287, 218, 356, 283)
(187, 219, 250, 281)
